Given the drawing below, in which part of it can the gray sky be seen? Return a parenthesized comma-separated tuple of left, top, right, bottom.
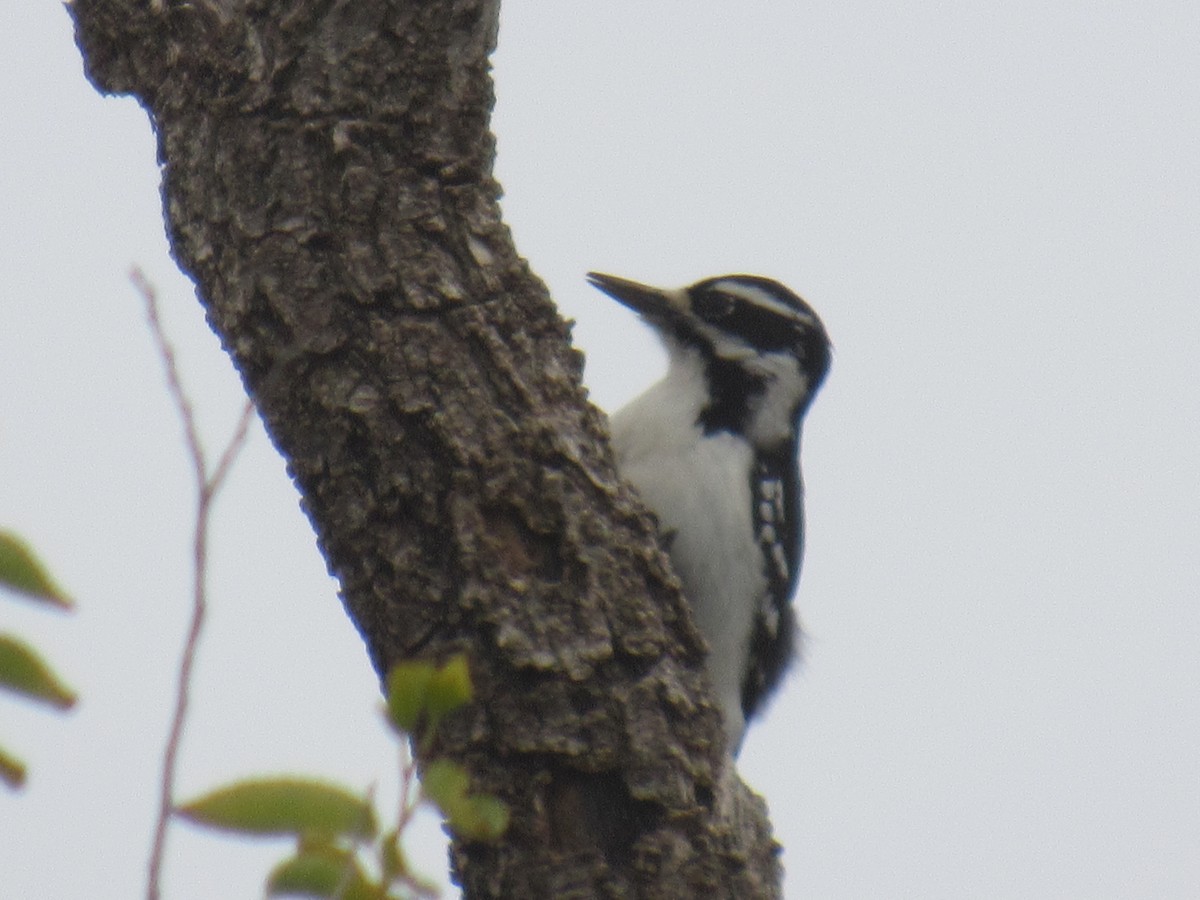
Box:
(3, 2, 1198, 897)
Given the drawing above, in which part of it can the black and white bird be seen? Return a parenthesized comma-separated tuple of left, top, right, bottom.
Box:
(588, 272, 830, 753)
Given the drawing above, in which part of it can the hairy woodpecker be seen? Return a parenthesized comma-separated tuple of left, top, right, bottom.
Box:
(588, 272, 830, 753)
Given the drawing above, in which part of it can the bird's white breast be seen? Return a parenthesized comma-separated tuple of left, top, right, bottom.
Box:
(608, 352, 767, 744)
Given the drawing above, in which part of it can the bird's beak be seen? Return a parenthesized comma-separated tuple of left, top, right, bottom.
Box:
(586, 272, 689, 322)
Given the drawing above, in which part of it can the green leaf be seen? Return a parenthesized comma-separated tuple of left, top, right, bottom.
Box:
(450, 794, 509, 843)
(385, 655, 474, 737)
(421, 760, 509, 842)
(377, 832, 439, 898)
(0, 531, 72, 608)
(379, 829, 404, 881)
(0, 634, 77, 709)
(425, 655, 472, 719)
(267, 846, 376, 900)
(385, 661, 435, 733)
(0, 743, 27, 790)
(178, 778, 376, 839)
(421, 760, 470, 814)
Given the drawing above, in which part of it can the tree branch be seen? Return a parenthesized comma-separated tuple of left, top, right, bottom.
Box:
(72, 1, 781, 894)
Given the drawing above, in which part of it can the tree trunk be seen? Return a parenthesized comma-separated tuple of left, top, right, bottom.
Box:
(71, 1, 781, 895)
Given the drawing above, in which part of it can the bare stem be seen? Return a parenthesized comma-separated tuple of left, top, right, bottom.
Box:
(130, 268, 206, 498)
(132, 268, 256, 900)
(390, 738, 440, 899)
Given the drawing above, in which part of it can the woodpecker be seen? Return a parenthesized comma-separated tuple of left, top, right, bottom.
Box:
(588, 272, 830, 753)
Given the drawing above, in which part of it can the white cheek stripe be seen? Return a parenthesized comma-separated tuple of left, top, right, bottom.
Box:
(710, 280, 814, 325)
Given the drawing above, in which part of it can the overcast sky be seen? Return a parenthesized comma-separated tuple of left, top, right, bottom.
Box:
(3, 2, 1198, 898)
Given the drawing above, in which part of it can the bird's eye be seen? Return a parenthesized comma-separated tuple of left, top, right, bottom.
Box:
(694, 289, 735, 321)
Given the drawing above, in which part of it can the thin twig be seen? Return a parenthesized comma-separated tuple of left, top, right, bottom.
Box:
(132, 268, 257, 900)
(395, 739, 420, 837)
(391, 739, 440, 899)
(209, 403, 258, 495)
(130, 268, 205, 496)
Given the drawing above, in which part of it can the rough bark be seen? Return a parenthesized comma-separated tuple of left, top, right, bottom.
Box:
(70, 0, 782, 895)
